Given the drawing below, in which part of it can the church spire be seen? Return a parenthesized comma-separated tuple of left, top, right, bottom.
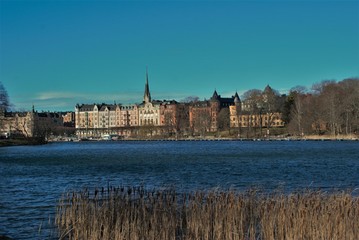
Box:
(144, 67, 151, 103)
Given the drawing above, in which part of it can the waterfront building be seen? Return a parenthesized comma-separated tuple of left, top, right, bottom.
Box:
(75, 69, 165, 138)
(232, 85, 286, 131)
(189, 100, 213, 134)
(75, 103, 138, 138)
(229, 108, 285, 128)
(0, 111, 34, 137)
(117, 104, 139, 137)
(160, 100, 178, 126)
(0, 108, 66, 138)
(160, 100, 190, 137)
(189, 90, 239, 133)
(75, 103, 120, 138)
(118, 104, 138, 127)
(73, 72, 287, 138)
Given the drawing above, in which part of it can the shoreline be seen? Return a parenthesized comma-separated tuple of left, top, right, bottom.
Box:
(72, 134, 359, 142)
(0, 138, 47, 147)
(1, 135, 358, 147)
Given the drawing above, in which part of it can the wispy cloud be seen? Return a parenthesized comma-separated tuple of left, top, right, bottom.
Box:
(35, 91, 143, 102)
(36, 92, 87, 101)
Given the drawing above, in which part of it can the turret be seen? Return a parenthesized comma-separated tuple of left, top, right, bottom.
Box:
(234, 91, 241, 106)
(211, 90, 220, 101)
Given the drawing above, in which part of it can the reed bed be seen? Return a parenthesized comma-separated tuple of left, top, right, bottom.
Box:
(56, 186, 359, 240)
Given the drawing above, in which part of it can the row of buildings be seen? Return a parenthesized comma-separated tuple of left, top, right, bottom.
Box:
(75, 71, 284, 138)
(0, 107, 74, 139)
(1, 71, 284, 139)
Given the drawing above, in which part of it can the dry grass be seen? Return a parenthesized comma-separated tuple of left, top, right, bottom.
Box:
(56, 187, 359, 240)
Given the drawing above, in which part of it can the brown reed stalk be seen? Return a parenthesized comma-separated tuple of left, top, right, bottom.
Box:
(55, 187, 359, 240)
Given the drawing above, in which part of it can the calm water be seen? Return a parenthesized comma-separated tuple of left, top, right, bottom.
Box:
(0, 140, 358, 239)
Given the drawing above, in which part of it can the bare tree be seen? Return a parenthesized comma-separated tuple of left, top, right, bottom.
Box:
(175, 103, 189, 138)
(0, 82, 11, 135)
(191, 108, 211, 137)
(0, 81, 10, 112)
(262, 85, 282, 135)
(242, 89, 262, 138)
(163, 111, 175, 137)
(217, 108, 230, 134)
(285, 79, 359, 136)
(287, 87, 308, 135)
(181, 96, 199, 103)
(283, 86, 307, 125)
(311, 80, 335, 95)
(316, 81, 342, 135)
(337, 78, 359, 135)
(242, 89, 263, 104)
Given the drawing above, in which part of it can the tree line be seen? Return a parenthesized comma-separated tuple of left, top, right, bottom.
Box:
(232, 78, 359, 137)
(284, 78, 359, 136)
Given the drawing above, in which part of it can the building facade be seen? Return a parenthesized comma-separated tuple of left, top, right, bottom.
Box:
(0, 109, 67, 138)
(0, 111, 34, 137)
(74, 71, 286, 138)
(75, 69, 170, 138)
(189, 90, 240, 133)
(229, 107, 285, 128)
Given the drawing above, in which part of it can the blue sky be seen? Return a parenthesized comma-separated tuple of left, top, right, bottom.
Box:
(1, 0, 358, 111)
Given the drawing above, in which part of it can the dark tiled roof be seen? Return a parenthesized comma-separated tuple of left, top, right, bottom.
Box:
(108, 105, 117, 111)
(77, 104, 96, 111)
(37, 113, 48, 117)
(99, 105, 108, 111)
(3, 112, 30, 117)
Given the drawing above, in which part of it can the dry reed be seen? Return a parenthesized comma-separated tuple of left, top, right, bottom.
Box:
(55, 187, 359, 240)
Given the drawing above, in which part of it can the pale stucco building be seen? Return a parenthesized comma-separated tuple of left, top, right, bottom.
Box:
(0, 109, 65, 138)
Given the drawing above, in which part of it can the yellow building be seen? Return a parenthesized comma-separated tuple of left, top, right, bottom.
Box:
(229, 105, 285, 128)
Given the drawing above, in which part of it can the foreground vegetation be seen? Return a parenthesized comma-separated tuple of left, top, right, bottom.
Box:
(56, 187, 359, 240)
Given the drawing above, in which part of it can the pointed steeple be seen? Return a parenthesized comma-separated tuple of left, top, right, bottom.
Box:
(211, 90, 219, 101)
(144, 67, 151, 103)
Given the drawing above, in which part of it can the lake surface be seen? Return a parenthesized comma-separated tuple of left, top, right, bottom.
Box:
(0, 140, 358, 239)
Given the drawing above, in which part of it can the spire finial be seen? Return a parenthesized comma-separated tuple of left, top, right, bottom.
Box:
(144, 67, 151, 103)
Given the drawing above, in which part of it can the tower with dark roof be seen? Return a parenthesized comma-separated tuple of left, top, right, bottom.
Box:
(143, 68, 151, 103)
(234, 91, 241, 106)
(211, 90, 219, 101)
